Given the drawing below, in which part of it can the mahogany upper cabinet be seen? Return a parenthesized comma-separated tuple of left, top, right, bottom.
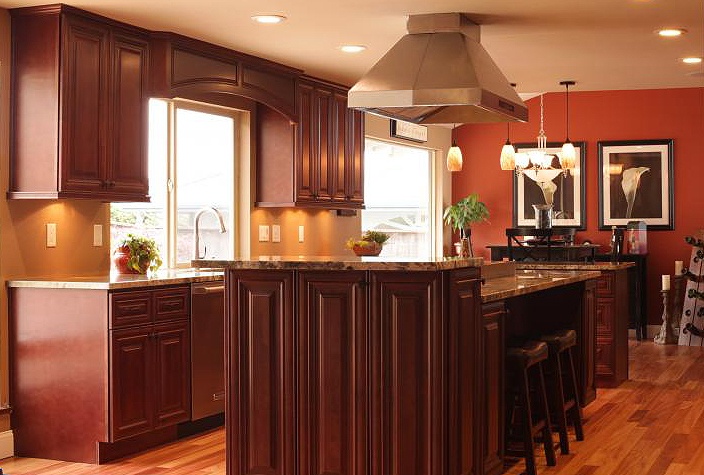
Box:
(256, 76, 364, 209)
(9, 5, 150, 201)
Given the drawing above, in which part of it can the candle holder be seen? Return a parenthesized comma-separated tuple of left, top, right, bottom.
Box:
(654, 289, 678, 345)
(671, 274, 685, 331)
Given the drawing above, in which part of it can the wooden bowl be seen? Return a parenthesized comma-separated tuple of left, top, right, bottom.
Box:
(351, 242, 382, 256)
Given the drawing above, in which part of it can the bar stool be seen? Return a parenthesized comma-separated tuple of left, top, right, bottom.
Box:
(505, 340, 556, 475)
(539, 329, 584, 455)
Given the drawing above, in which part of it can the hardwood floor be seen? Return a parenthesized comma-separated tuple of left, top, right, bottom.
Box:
(2, 340, 703, 475)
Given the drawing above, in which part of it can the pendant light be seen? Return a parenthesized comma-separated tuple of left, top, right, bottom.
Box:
(559, 80, 576, 170)
(499, 82, 517, 171)
(447, 124, 463, 172)
(499, 122, 516, 170)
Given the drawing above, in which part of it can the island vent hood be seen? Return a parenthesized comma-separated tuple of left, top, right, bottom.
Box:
(348, 13, 528, 124)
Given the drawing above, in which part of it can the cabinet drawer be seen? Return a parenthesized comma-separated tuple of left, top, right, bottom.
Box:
(110, 291, 152, 328)
(153, 286, 190, 322)
(596, 273, 614, 296)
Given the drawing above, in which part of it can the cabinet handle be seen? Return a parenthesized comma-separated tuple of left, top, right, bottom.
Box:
(107, 180, 116, 188)
(358, 280, 368, 288)
(160, 301, 182, 310)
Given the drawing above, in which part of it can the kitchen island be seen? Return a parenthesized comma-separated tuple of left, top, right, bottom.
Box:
(199, 256, 600, 475)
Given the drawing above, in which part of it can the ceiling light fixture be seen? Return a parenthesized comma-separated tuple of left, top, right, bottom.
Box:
(447, 125, 463, 172)
(499, 83, 518, 171)
(339, 45, 367, 53)
(657, 28, 686, 37)
(503, 92, 574, 183)
(682, 57, 703, 64)
(559, 80, 576, 170)
(251, 14, 287, 24)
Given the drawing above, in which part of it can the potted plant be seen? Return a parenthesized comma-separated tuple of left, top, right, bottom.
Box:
(346, 230, 391, 256)
(113, 234, 163, 274)
(443, 193, 490, 257)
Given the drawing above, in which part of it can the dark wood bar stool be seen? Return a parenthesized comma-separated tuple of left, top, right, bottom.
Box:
(539, 329, 584, 455)
(505, 340, 556, 475)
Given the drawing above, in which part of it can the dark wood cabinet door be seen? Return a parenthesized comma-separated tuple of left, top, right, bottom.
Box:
(314, 87, 333, 202)
(331, 91, 348, 202)
(153, 320, 191, 428)
(579, 279, 597, 406)
(227, 270, 295, 475)
(108, 29, 150, 199)
(345, 108, 365, 206)
(298, 271, 369, 475)
(479, 302, 505, 475)
(61, 14, 108, 194)
(370, 271, 442, 475)
(296, 80, 316, 203)
(110, 326, 152, 441)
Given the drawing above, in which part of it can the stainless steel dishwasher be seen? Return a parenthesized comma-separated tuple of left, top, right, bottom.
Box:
(190, 281, 225, 420)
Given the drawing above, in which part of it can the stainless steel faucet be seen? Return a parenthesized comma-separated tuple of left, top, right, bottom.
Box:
(194, 207, 227, 260)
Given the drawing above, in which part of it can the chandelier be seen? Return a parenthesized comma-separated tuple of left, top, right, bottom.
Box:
(500, 82, 576, 182)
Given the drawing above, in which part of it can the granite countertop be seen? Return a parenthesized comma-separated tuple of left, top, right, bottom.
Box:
(481, 268, 602, 303)
(7, 268, 224, 290)
(515, 262, 635, 271)
(193, 255, 484, 271)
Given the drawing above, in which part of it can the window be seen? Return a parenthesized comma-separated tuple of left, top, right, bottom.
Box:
(111, 99, 239, 268)
(362, 138, 435, 258)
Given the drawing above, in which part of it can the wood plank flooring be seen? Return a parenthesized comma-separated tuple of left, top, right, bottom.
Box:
(2, 340, 704, 475)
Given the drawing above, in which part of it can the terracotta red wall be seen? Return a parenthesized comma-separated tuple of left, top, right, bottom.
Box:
(453, 87, 704, 325)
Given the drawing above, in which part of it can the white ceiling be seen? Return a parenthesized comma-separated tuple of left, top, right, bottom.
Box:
(1, 0, 702, 96)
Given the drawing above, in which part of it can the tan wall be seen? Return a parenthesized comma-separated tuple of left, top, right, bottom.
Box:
(0, 9, 111, 430)
(250, 114, 453, 257)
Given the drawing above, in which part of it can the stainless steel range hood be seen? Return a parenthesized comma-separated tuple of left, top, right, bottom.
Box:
(348, 13, 528, 124)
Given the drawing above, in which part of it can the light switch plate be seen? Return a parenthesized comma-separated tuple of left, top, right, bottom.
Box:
(46, 223, 57, 248)
(93, 224, 103, 247)
(258, 225, 270, 242)
(271, 224, 281, 243)
(298, 225, 304, 243)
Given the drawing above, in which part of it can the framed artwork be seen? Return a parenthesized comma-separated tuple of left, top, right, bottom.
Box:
(598, 139, 674, 230)
(512, 141, 586, 229)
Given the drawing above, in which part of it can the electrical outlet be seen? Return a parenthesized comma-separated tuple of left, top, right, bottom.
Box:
(46, 223, 57, 248)
(258, 225, 270, 242)
(271, 224, 281, 243)
(93, 224, 103, 246)
(298, 225, 304, 243)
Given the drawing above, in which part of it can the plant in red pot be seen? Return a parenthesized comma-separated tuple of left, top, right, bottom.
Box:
(113, 234, 163, 274)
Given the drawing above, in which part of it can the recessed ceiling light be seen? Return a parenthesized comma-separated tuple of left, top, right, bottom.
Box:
(339, 45, 367, 53)
(251, 14, 287, 24)
(657, 28, 686, 37)
(682, 57, 703, 64)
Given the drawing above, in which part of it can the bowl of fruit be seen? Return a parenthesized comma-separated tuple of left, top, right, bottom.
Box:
(346, 231, 390, 257)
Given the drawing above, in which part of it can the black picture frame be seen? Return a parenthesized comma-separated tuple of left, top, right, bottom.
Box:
(512, 141, 586, 229)
(597, 139, 674, 230)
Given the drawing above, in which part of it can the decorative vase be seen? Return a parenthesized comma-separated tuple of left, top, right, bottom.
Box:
(533, 204, 553, 229)
(113, 246, 149, 274)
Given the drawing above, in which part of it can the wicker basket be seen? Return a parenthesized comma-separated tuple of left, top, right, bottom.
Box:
(351, 242, 382, 256)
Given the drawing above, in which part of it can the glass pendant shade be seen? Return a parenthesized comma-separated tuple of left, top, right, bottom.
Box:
(560, 141, 576, 170)
(447, 145, 463, 172)
(500, 141, 516, 170)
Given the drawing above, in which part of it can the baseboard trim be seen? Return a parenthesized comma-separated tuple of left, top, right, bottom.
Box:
(629, 325, 680, 341)
(0, 430, 15, 459)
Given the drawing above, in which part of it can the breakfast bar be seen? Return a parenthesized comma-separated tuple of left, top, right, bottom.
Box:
(199, 256, 600, 475)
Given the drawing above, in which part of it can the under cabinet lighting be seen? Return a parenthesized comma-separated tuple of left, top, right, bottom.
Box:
(251, 15, 287, 24)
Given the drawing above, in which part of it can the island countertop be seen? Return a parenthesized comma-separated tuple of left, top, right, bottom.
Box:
(6, 269, 224, 290)
(193, 255, 484, 271)
(481, 268, 601, 303)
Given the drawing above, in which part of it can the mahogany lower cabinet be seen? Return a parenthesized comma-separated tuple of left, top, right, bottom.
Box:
(226, 267, 485, 475)
(9, 284, 191, 463)
(595, 269, 629, 387)
(480, 302, 505, 475)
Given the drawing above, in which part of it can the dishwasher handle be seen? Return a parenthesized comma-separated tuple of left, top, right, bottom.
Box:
(192, 283, 225, 295)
